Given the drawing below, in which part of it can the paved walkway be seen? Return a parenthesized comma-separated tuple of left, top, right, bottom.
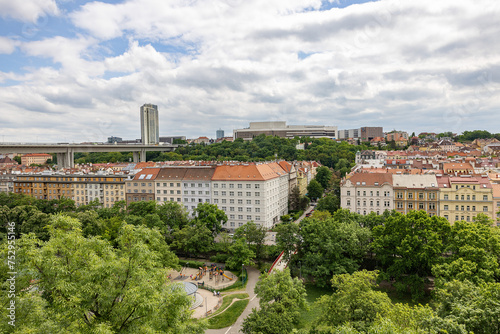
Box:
(205, 266, 261, 334)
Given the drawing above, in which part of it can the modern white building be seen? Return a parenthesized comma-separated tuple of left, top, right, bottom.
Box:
(140, 103, 159, 144)
(233, 121, 337, 140)
(211, 162, 289, 230)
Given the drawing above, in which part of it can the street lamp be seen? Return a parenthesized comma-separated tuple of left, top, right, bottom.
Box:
(242, 264, 244, 283)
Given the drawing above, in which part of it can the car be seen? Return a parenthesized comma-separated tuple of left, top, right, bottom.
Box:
(228, 234, 234, 238)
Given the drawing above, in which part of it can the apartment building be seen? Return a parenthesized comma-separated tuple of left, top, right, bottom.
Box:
(0, 174, 16, 193)
(211, 163, 288, 230)
(341, 173, 394, 215)
(181, 167, 215, 214)
(492, 183, 500, 223)
(125, 168, 160, 205)
(393, 174, 439, 216)
(438, 175, 494, 224)
(21, 153, 52, 166)
(155, 168, 186, 206)
(14, 173, 126, 206)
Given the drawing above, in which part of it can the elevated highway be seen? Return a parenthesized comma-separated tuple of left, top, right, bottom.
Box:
(0, 143, 179, 168)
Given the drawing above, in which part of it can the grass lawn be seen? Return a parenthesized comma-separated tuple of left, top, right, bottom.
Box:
(211, 293, 249, 317)
(207, 299, 249, 329)
(296, 284, 332, 330)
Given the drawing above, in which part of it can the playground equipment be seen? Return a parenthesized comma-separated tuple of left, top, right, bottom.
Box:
(222, 273, 232, 281)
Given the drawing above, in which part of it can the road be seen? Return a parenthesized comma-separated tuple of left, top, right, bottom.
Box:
(205, 266, 261, 334)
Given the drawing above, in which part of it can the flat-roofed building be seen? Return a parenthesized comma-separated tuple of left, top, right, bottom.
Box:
(234, 121, 337, 140)
(393, 174, 439, 216)
(341, 173, 394, 215)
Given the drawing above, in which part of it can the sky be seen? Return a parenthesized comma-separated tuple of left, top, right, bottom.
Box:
(0, 0, 499, 143)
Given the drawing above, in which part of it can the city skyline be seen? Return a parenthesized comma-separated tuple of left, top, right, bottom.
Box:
(1, 0, 500, 143)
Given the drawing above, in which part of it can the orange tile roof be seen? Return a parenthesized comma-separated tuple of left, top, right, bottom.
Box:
(132, 167, 161, 180)
(212, 163, 282, 181)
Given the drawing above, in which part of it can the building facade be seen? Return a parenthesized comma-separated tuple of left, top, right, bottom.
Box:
(234, 121, 337, 140)
(21, 153, 52, 165)
(438, 175, 494, 224)
(140, 103, 159, 145)
(341, 173, 394, 215)
(393, 174, 439, 216)
(125, 168, 160, 205)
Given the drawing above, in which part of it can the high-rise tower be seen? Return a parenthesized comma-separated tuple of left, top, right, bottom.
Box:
(140, 104, 159, 144)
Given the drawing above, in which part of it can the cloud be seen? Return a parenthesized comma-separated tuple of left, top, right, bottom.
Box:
(0, 0, 59, 22)
(0, 37, 17, 54)
(1, 0, 500, 143)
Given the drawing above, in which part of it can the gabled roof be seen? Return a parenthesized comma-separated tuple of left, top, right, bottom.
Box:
(212, 163, 283, 181)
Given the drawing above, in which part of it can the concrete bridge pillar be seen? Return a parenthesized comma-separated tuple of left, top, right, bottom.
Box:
(133, 152, 140, 163)
(140, 149, 146, 162)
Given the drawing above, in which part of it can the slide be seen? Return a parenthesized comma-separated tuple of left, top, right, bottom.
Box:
(222, 273, 233, 281)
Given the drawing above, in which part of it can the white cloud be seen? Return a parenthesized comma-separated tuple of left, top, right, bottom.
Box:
(0, 37, 17, 54)
(2, 0, 500, 142)
(0, 0, 59, 22)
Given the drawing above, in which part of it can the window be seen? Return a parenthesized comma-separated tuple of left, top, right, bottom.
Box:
(408, 203, 413, 209)
(461, 195, 464, 200)
(221, 184, 226, 188)
(246, 184, 251, 189)
(255, 184, 260, 189)
(444, 215, 448, 220)
(222, 191, 226, 196)
(255, 216, 260, 221)
(347, 200, 351, 206)
(255, 208, 260, 212)
(214, 191, 218, 196)
(247, 208, 252, 212)
(456, 205, 459, 210)
(222, 199, 227, 204)
(483, 195, 488, 201)
(408, 193, 413, 199)
(229, 191, 234, 196)
(229, 184, 234, 188)
(419, 193, 424, 199)
(230, 214, 235, 219)
(238, 215, 243, 220)
(397, 202, 403, 209)
(222, 206, 227, 211)
(238, 184, 242, 188)
(229, 207, 234, 211)
(238, 207, 243, 212)
(461, 205, 464, 211)
(213, 183, 218, 188)
(397, 192, 403, 199)
(483, 206, 488, 212)
(246, 192, 251, 196)
(444, 194, 448, 200)
(363, 200, 366, 206)
(247, 215, 252, 220)
(370, 201, 373, 206)
(472, 195, 476, 200)
(467, 195, 470, 200)
(419, 203, 424, 209)
(255, 192, 260, 196)
(238, 199, 243, 204)
(213, 199, 218, 203)
(363, 191, 366, 196)
(347, 191, 351, 196)
(255, 200, 260, 205)
(444, 205, 449, 210)
(456, 195, 459, 200)
(246, 200, 251, 204)
(472, 206, 476, 211)
(237, 192, 242, 196)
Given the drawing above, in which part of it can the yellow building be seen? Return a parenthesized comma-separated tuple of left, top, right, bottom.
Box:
(14, 173, 126, 207)
(393, 174, 439, 216)
(438, 175, 494, 224)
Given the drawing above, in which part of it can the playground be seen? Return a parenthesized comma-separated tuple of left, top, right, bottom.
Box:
(167, 263, 238, 318)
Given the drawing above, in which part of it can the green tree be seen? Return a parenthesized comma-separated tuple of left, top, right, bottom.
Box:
(316, 194, 340, 214)
(297, 217, 371, 287)
(0, 215, 205, 333)
(434, 279, 500, 334)
(242, 268, 307, 334)
(275, 221, 300, 263)
(372, 211, 450, 299)
(170, 225, 214, 257)
(234, 221, 267, 263)
(307, 179, 323, 201)
(317, 270, 392, 331)
(432, 219, 500, 285)
(289, 186, 302, 211)
(127, 200, 157, 216)
(192, 202, 227, 236)
(157, 201, 190, 231)
(315, 166, 332, 190)
(226, 237, 255, 270)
